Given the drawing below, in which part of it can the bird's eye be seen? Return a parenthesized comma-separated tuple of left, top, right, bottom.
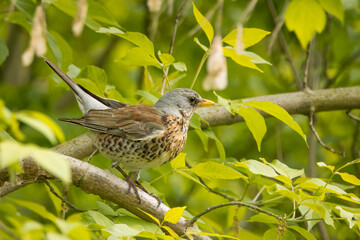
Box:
(189, 96, 196, 104)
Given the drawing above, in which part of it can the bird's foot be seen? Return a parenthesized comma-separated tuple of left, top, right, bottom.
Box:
(135, 180, 162, 207)
(115, 166, 142, 203)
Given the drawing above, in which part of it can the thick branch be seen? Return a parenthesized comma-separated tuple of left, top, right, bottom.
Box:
(0, 157, 210, 240)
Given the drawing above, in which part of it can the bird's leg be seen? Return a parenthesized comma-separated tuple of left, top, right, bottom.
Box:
(114, 165, 141, 203)
(86, 149, 98, 163)
(129, 171, 162, 207)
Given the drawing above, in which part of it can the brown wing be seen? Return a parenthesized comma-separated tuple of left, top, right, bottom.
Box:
(59, 105, 166, 140)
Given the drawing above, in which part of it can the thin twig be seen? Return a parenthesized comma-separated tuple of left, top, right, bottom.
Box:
(267, 0, 288, 53)
(215, 0, 224, 34)
(303, 39, 313, 90)
(161, 0, 189, 95)
(325, 48, 360, 88)
(347, 110, 360, 122)
(266, 0, 302, 90)
(44, 179, 83, 212)
(239, 0, 258, 24)
(252, 186, 265, 202)
(187, 201, 285, 227)
(309, 110, 345, 157)
(185, 161, 236, 201)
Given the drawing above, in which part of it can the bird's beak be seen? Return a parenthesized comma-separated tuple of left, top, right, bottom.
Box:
(199, 99, 215, 106)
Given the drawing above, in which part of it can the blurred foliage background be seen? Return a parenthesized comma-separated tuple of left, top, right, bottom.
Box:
(0, 0, 360, 239)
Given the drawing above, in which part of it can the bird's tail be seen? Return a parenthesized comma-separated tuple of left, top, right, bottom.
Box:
(43, 57, 125, 114)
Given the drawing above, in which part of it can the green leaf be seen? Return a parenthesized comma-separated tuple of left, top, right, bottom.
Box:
(301, 202, 334, 227)
(172, 62, 187, 72)
(202, 128, 226, 161)
(164, 206, 186, 224)
(318, 0, 344, 23)
(336, 172, 360, 186)
(234, 106, 266, 151)
(161, 226, 179, 238)
(234, 160, 278, 178)
(78, 65, 107, 94)
(97, 201, 118, 217)
(11, 198, 58, 223)
(189, 113, 202, 130)
(136, 90, 159, 104)
(335, 206, 357, 228)
(0, 38, 9, 66)
(247, 213, 278, 224)
(7, 11, 32, 33)
(269, 160, 304, 179)
(47, 30, 73, 69)
(244, 101, 307, 144)
(288, 226, 316, 240)
(317, 162, 334, 172)
(119, 47, 161, 68)
(191, 161, 247, 180)
(213, 91, 233, 114)
(104, 224, 142, 237)
(0, 141, 71, 183)
(138, 209, 161, 226)
(194, 37, 209, 52)
(276, 189, 300, 203)
(17, 111, 65, 145)
(263, 228, 296, 240)
(85, 210, 114, 227)
(192, 2, 214, 43)
(223, 28, 270, 48)
(158, 53, 175, 67)
(170, 153, 186, 169)
(285, 0, 326, 48)
(223, 47, 263, 72)
(243, 51, 271, 65)
(97, 27, 155, 57)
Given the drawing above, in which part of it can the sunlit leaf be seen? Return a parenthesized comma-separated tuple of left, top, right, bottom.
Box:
(270, 160, 304, 179)
(285, 0, 326, 48)
(119, 47, 161, 68)
(301, 202, 334, 227)
(335, 206, 357, 228)
(172, 62, 187, 72)
(223, 28, 270, 48)
(17, 111, 65, 145)
(247, 213, 278, 224)
(263, 228, 295, 240)
(97, 27, 155, 57)
(136, 90, 159, 103)
(244, 101, 307, 144)
(191, 161, 246, 180)
(318, 0, 344, 23)
(234, 106, 266, 151)
(137, 209, 161, 226)
(317, 162, 335, 172)
(0, 141, 71, 183)
(170, 153, 186, 169)
(78, 65, 107, 94)
(161, 226, 179, 238)
(104, 224, 142, 237)
(288, 226, 316, 240)
(11, 199, 57, 223)
(164, 206, 186, 224)
(158, 53, 175, 67)
(243, 51, 271, 65)
(234, 160, 278, 178)
(336, 172, 360, 186)
(85, 210, 114, 228)
(223, 47, 263, 72)
(192, 2, 214, 43)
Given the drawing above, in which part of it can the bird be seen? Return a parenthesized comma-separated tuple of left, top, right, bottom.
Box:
(43, 57, 215, 203)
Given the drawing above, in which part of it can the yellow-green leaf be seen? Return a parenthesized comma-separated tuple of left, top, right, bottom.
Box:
(288, 226, 316, 240)
(244, 101, 307, 144)
(317, 162, 335, 172)
(164, 206, 186, 224)
(158, 53, 175, 67)
(335, 206, 357, 228)
(233, 160, 278, 178)
(234, 106, 266, 151)
(223, 28, 270, 48)
(285, 0, 326, 48)
(318, 0, 344, 23)
(170, 153, 186, 169)
(97, 27, 155, 57)
(301, 202, 334, 227)
(138, 208, 161, 226)
(161, 226, 179, 238)
(119, 47, 161, 68)
(191, 161, 247, 180)
(0, 141, 71, 183)
(336, 172, 360, 186)
(192, 2, 214, 43)
(223, 47, 263, 72)
(247, 213, 278, 224)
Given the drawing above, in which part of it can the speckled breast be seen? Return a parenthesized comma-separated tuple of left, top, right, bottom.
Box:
(91, 115, 189, 171)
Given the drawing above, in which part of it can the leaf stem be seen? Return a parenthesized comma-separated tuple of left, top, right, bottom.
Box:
(190, 52, 209, 89)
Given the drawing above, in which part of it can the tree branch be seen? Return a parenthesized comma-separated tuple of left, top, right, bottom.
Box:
(0, 156, 210, 240)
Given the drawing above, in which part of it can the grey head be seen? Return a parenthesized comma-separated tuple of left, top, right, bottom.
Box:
(153, 88, 214, 118)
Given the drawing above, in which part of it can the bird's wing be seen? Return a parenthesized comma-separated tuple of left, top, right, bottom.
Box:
(59, 105, 166, 140)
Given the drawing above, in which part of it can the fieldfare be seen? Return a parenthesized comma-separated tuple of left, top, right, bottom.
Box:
(44, 57, 214, 203)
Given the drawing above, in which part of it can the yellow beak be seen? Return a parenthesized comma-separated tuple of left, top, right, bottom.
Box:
(199, 99, 215, 106)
